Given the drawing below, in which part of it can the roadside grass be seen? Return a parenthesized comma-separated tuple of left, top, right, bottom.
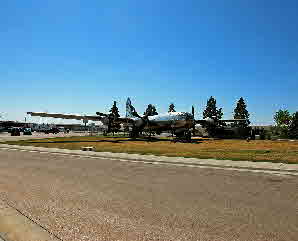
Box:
(4, 136, 298, 164)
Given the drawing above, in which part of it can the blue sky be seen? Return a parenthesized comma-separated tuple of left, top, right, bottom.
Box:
(1, 0, 297, 125)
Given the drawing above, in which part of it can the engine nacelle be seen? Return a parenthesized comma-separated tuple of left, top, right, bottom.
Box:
(135, 118, 145, 128)
(174, 128, 188, 135)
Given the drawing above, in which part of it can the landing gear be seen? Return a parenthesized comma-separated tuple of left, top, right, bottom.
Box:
(129, 129, 140, 138)
(172, 130, 192, 143)
(185, 130, 192, 142)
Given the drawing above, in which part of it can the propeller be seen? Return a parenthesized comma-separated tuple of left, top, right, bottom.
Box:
(192, 105, 195, 134)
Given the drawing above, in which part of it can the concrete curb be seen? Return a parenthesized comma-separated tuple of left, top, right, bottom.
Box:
(1, 144, 297, 174)
(0, 200, 61, 241)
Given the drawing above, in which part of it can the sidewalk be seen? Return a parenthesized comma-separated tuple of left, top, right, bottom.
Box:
(1, 144, 297, 175)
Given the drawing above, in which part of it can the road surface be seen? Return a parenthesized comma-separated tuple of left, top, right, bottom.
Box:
(0, 149, 297, 241)
(0, 131, 89, 142)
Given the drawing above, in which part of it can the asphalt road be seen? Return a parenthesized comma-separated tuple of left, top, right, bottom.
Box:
(0, 149, 297, 241)
(0, 131, 88, 142)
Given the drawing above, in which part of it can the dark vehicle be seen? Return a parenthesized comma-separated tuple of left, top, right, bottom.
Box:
(23, 128, 32, 135)
(11, 128, 21, 136)
(44, 128, 59, 134)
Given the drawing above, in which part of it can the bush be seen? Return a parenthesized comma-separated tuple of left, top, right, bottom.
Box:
(259, 128, 266, 140)
(270, 126, 280, 136)
(266, 132, 272, 140)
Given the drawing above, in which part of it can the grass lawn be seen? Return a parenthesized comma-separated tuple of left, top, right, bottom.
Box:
(4, 136, 298, 164)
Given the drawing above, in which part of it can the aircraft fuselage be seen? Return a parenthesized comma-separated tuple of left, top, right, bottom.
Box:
(127, 112, 194, 136)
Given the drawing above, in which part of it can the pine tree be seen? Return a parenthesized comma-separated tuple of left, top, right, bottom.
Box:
(109, 101, 120, 118)
(144, 104, 158, 116)
(151, 105, 158, 115)
(203, 96, 223, 121)
(108, 101, 120, 135)
(144, 104, 152, 116)
(202, 96, 223, 137)
(289, 111, 298, 139)
(168, 103, 176, 112)
(233, 97, 250, 128)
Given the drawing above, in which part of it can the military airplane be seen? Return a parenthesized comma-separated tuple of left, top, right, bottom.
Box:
(27, 98, 246, 141)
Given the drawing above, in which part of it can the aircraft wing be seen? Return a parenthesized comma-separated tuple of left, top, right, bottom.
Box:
(27, 112, 100, 121)
(113, 117, 136, 124)
(218, 119, 247, 122)
(195, 119, 247, 124)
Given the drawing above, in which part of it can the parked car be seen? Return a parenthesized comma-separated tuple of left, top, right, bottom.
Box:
(11, 128, 21, 136)
(23, 128, 32, 135)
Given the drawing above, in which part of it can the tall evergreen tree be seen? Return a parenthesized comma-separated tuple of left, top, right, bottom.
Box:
(233, 97, 250, 128)
(202, 96, 223, 137)
(289, 111, 298, 139)
(144, 104, 158, 116)
(168, 103, 176, 112)
(144, 104, 152, 116)
(203, 96, 223, 120)
(109, 101, 120, 118)
(108, 101, 120, 135)
(151, 105, 158, 115)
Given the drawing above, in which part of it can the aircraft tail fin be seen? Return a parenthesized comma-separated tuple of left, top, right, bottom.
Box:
(126, 98, 135, 117)
(126, 97, 142, 118)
